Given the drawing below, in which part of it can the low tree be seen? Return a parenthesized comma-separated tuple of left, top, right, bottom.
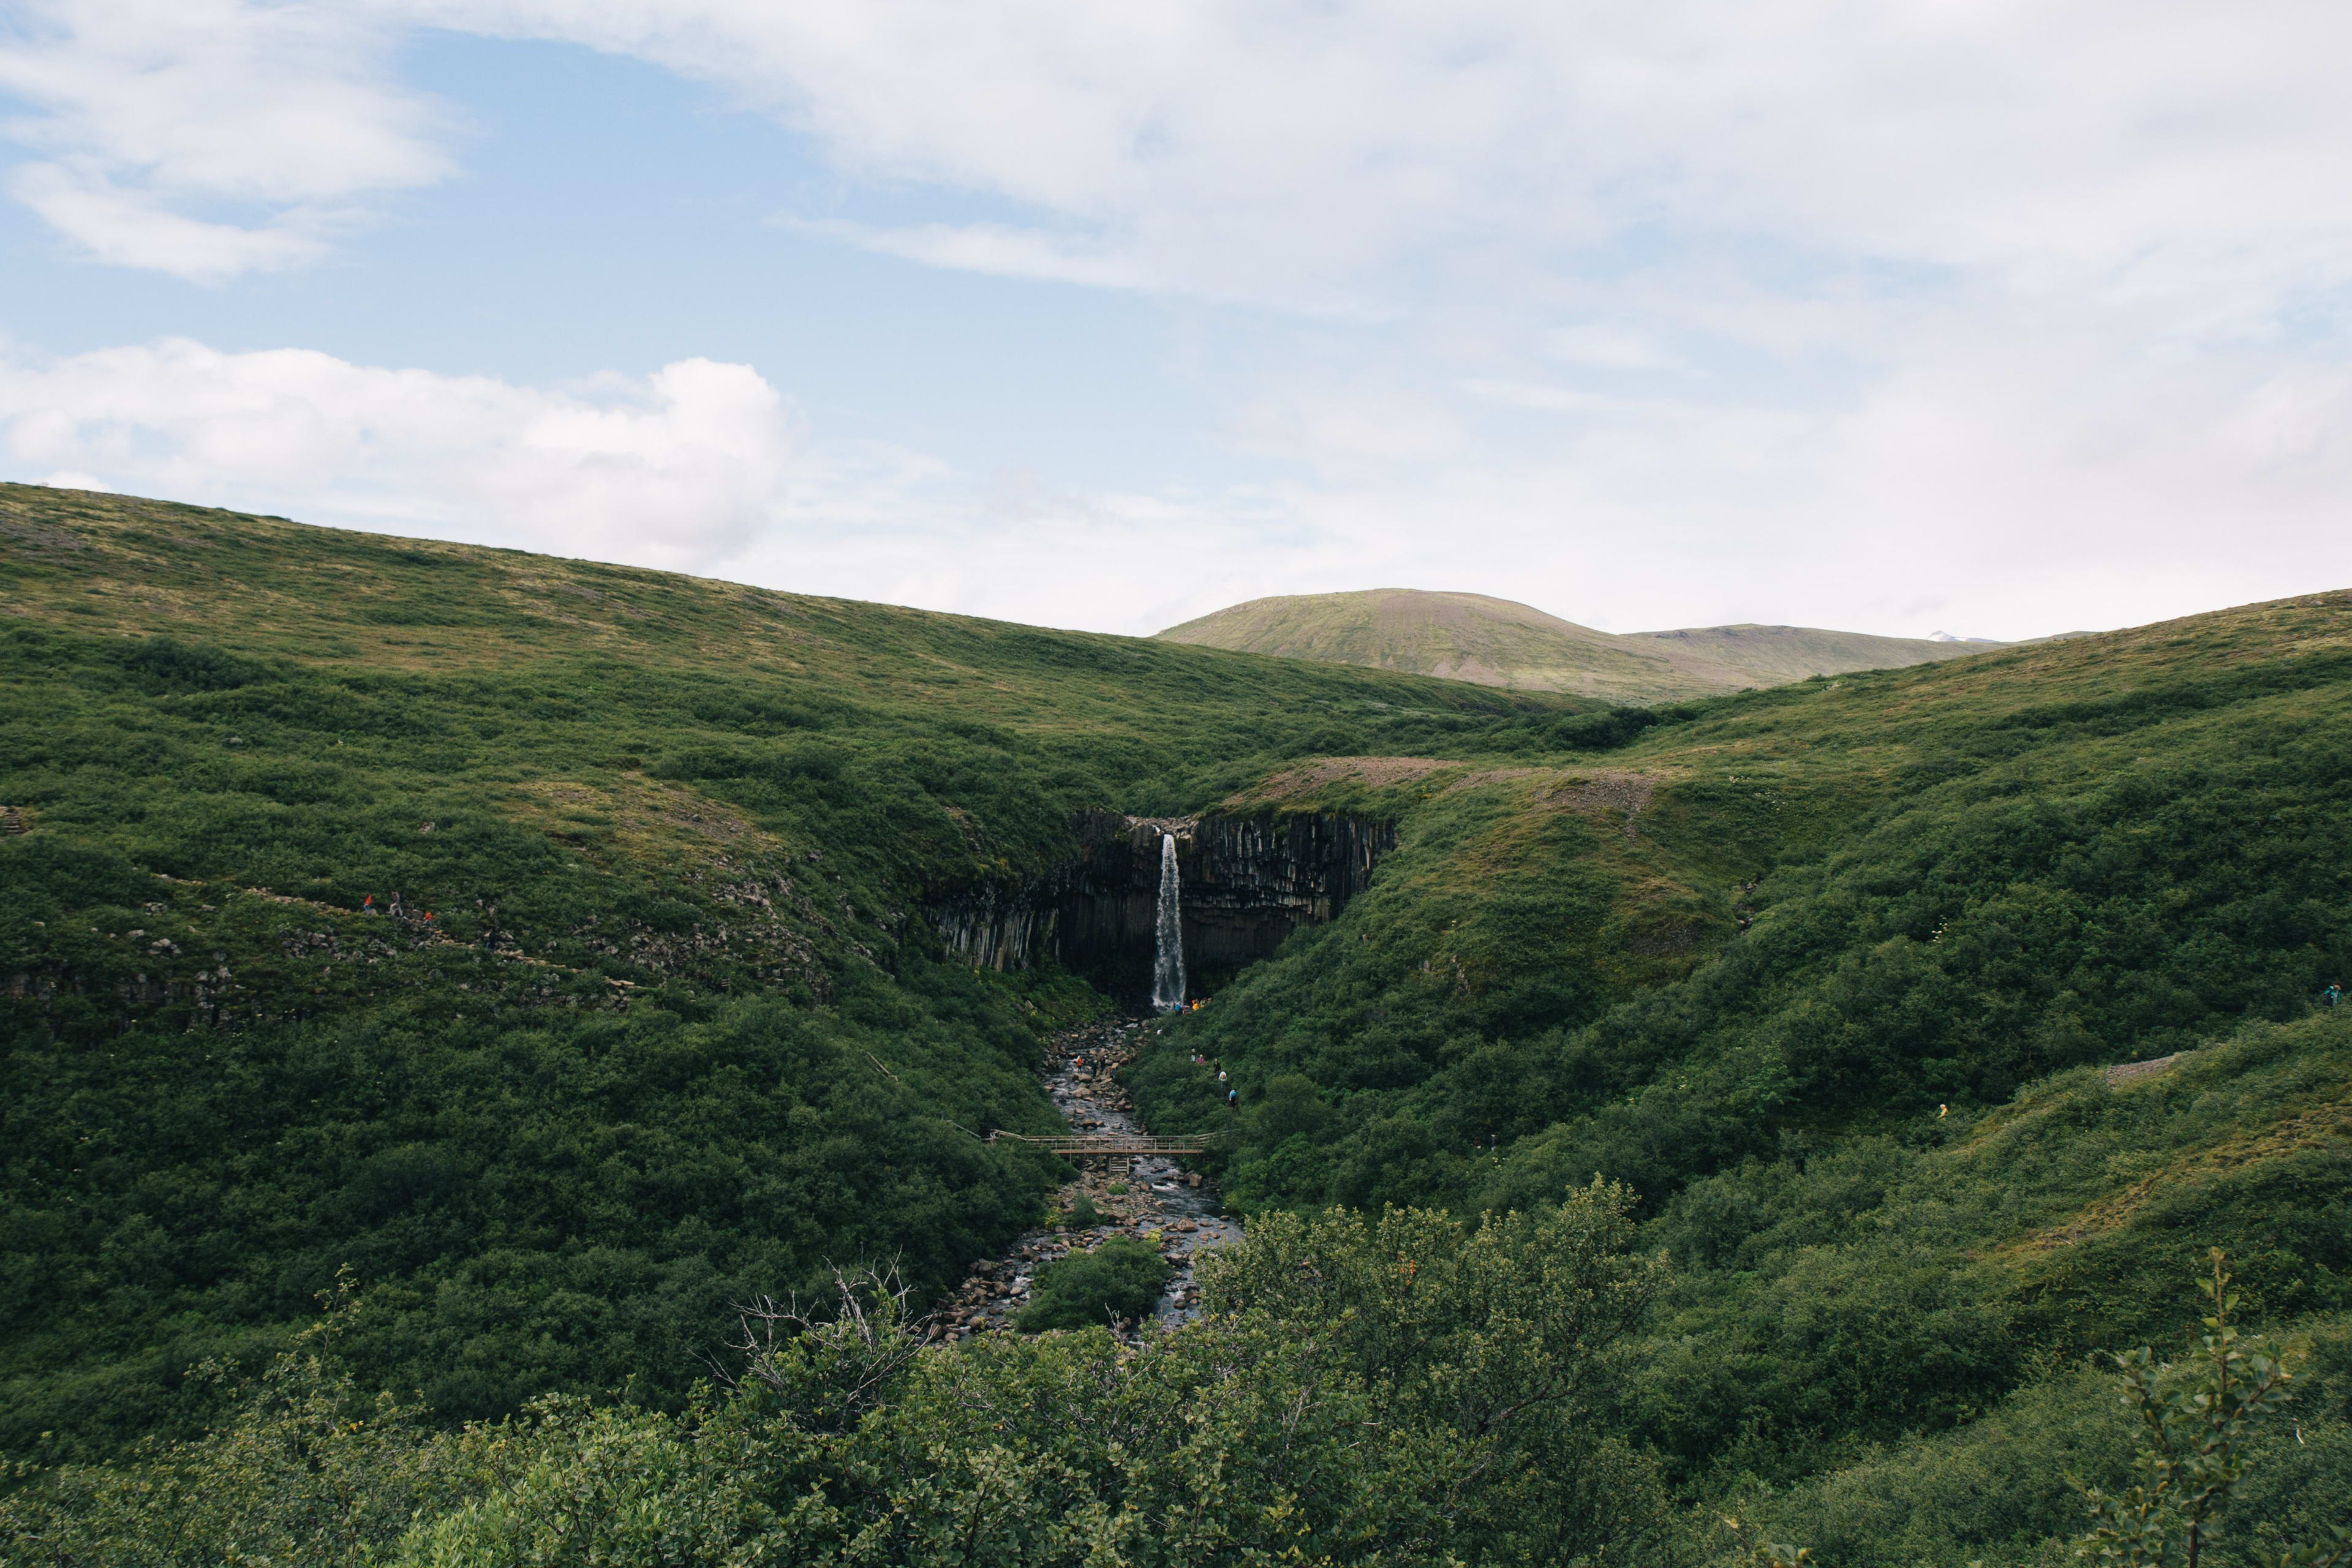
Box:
(2078, 1250, 2351, 1568)
(1016, 1238, 1170, 1332)
(1199, 1177, 1675, 1562)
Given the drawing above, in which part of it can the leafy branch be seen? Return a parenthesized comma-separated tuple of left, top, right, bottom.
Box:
(2077, 1250, 2343, 1568)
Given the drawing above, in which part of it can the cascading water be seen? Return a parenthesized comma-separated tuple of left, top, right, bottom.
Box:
(1151, 832, 1186, 1014)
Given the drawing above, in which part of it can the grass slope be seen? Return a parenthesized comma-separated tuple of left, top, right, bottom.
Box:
(8, 483, 2351, 1562)
(1154, 587, 1996, 701)
(1627, 621, 1999, 687)
(0, 484, 1582, 1460)
(1134, 584, 2352, 1504)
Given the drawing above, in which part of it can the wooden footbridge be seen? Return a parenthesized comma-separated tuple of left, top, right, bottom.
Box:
(989, 1131, 1208, 1157)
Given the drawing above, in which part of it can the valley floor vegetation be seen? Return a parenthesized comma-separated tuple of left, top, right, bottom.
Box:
(5, 1203, 2345, 1567)
(5, 486, 2351, 1564)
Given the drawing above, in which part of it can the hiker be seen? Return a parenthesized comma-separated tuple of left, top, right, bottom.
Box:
(1227, 1088, 1238, 1107)
(2326, 982, 2343, 1009)
(1217, 1069, 1227, 1084)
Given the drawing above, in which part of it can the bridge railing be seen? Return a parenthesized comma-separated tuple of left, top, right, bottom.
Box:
(989, 1131, 1211, 1155)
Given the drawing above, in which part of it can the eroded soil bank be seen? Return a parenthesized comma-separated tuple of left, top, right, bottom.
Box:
(932, 1017, 1238, 1341)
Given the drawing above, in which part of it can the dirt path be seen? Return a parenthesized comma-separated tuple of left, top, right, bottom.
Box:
(931, 1016, 1240, 1341)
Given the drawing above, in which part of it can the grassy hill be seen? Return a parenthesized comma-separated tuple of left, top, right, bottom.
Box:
(1134, 582, 2352, 1512)
(1627, 620, 2003, 687)
(1154, 587, 1999, 701)
(0, 483, 1577, 1459)
(4, 483, 2350, 1565)
(1142, 584, 2352, 1243)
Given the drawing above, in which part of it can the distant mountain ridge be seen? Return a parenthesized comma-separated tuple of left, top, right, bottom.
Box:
(1154, 589, 2007, 703)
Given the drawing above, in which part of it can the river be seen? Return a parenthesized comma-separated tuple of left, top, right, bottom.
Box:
(930, 1015, 1240, 1341)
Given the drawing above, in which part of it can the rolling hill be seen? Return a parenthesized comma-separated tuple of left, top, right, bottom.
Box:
(4, 483, 2349, 1566)
(1133, 578, 2352, 1534)
(1153, 587, 2003, 701)
(0, 483, 1575, 1460)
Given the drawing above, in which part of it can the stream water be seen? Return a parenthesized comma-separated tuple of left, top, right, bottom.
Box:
(930, 1016, 1240, 1342)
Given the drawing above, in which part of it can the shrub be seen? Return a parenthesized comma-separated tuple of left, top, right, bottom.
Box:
(2080, 1251, 2348, 1568)
(1016, 1237, 1170, 1330)
(1, 1183, 1685, 1567)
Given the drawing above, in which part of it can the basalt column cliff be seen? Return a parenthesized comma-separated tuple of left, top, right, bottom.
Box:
(932, 809, 1395, 999)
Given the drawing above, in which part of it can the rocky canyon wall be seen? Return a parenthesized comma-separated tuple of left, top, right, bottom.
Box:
(929, 808, 1395, 996)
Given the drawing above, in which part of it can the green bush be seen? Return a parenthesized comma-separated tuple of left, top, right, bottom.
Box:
(0, 1188, 1683, 1568)
(1016, 1237, 1170, 1330)
(1732, 1264, 2352, 1568)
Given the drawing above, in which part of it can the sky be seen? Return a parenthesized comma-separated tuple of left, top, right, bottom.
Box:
(3, 2, 2350, 641)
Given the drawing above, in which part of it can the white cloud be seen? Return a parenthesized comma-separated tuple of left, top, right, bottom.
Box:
(787, 217, 1162, 294)
(413, 0, 2352, 318)
(7, 322, 2351, 646)
(5, 162, 333, 281)
(1804, 301, 2352, 635)
(0, 341, 795, 568)
(1545, 325, 1684, 372)
(0, 337, 1339, 631)
(6, 2, 2352, 644)
(1460, 380, 1657, 416)
(10, 1, 2352, 333)
(1229, 382, 1468, 471)
(0, 334, 1368, 633)
(0, 0, 450, 281)
(8, 1, 2351, 319)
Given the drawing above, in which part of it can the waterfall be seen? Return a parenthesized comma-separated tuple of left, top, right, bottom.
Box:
(1151, 832, 1186, 1014)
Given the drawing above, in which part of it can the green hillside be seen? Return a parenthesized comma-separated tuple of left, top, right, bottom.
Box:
(0, 484, 1575, 1460)
(1154, 587, 1996, 701)
(1628, 620, 2002, 687)
(4, 484, 2350, 1566)
(1132, 585, 2352, 1518)
(1142, 587, 2352, 1261)
(1155, 588, 1683, 699)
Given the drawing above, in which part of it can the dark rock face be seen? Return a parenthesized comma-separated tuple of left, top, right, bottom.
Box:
(930, 809, 1395, 1000)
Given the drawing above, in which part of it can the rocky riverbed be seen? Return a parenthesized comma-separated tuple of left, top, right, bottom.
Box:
(930, 1016, 1240, 1342)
